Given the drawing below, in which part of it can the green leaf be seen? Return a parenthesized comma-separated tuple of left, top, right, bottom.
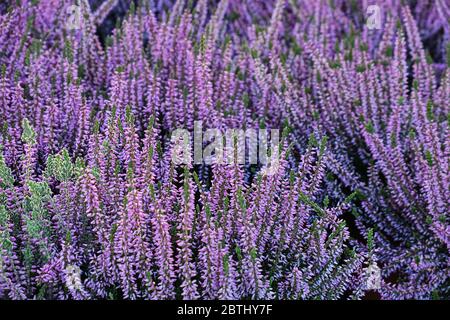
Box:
(425, 150, 433, 166)
(384, 46, 393, 57)
(426, 101, 434, 121)
(223, 253, 230, 274)
(365, 121, 375, 134)
(250, 247, 257, 261)
(235, 245, 243, 261)
(0, 151, 14, 189)
(367, 228, 374, 252)
(21, 119, 36, 145)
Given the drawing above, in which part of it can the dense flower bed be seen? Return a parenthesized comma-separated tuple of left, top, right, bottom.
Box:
(0, 0, 448, 300)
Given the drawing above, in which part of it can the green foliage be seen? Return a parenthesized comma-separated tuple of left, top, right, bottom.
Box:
(298, 191, 325, 217)
(24, 181, 52, 240)
(63, 38, 74, 63)
(223, 253, 230, 274)
(365, 121, 375, 134)
(426, 100, 434, 121)
(125, 105, 134, 125)
(356, 64, 366, 73)
(425, 150, 433, 166)
(367, 228, 374, 252)
(0, 150, 14, 189)
(45, 149, 74, 182)
(21, 119, 36, 145)
(0, 205, 13, 253)
(384, 46, 394, 57)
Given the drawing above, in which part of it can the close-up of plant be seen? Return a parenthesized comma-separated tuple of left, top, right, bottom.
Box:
(0, 0, 448, 301)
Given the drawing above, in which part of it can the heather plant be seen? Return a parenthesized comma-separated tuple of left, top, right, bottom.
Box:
(0, 0, 448, 300)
